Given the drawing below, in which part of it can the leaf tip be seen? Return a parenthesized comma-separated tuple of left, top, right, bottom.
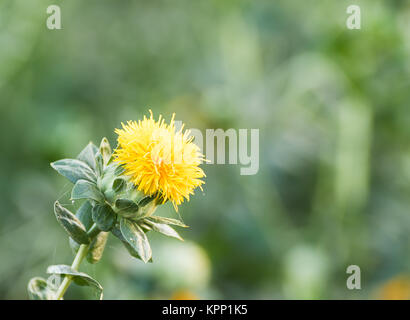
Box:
(142, 255, 152, 264)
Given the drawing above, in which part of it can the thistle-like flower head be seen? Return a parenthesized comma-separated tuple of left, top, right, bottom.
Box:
(114, 111, 205, 210)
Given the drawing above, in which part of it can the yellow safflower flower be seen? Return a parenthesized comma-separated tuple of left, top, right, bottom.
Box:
(114, 111, 205, 210)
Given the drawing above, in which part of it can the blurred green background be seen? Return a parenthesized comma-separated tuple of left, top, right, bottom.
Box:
(1, 0, 410, 299)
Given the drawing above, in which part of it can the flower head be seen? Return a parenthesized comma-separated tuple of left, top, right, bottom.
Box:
(114, 111, 205, 210)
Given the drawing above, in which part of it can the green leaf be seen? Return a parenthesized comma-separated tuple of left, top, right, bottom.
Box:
(87, 232, 109, 264)
(71, 179, 104, 202)
(99, 137, 112, 166)
(54, 201, 90, 244)
(137, 195, 156, 207)
(75, 201, 94, 230)
(112, 178, 126, 193)
(136, 195, 159, 217)
(147, 216, 188, 228)
(114, 165, 125, 176)
(50, 159, 97, 184)
(69, 201, 94, 253)
(46, 265, 103, 300)
(77, 142, 98, 171)
(27, 277, 55, 300)
(99, 163, 118, 202)
(144, 219, 183, 241)
(120, 218, 152, 263)
(92, 204, 116, 231)
(111, 227, 152, 263)
(95, 152, 104, 177)
(115, 198, 139, 218)
(139, 222, 152, 231)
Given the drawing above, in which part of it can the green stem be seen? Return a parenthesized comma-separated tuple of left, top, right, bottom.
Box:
(55, 223, 100, 300)
(55, 243, 89, 300)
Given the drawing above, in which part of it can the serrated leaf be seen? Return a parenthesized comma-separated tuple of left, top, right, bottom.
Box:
(77, 142, 98, 171)
(87, 232, 109, 264)
(54, 201, 90, 245)
(71, 179, 104, 202)
(115, 199, 139, 218)
(144, 219, 183, 241)
(147, 216, 188, 228)
(27, 277, 55, 300)
(92, 204, 116, 231)
(99, 137, 112, 166)
(50, 159, 97, 184)
(120, 218, 152, 263)
(46, 265, 103, 300)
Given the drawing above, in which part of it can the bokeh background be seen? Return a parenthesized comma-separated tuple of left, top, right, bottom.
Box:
(1, 0, 410, 299)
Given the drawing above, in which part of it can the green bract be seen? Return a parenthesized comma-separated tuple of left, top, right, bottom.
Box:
(28, 137, 188, 300)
